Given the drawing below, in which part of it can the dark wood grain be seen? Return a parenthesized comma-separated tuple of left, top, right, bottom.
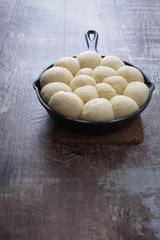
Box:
(0, 0, 160, 240)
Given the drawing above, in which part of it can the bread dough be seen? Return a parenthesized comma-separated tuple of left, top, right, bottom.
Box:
(69, 75, 96, 91)
(40, 53, 149, 122)
(110, 95, 139, 119)
(74, 85, 98, 103)
(117, 66, 144, 83)
(40, 67, 73, 88)
(100, 55, 125, 70)
(103, 76, 128, 94)
(48, 91, 84, 119)
(76, 51, 102, 69)
(96, 83, 116, 99)
(80, 98, 115, 122)
(54, 57, 80, 75)
(93, 66, 116, 83)
(123, 82, 149, 107)
(76, 68, 93, 77)
(40, 82, 72, 104)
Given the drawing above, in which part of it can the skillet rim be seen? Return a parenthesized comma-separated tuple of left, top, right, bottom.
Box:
(33, 58, 155, 126)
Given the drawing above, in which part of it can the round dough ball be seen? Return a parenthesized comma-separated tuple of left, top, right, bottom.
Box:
(54, 57, 80, 75)
(80, 98, 115, 122)
(76, 68, 93, 77)
(123, 82, 149, 107)
(40, 67, 73, 88)
(48, 91, 84, 119)
(96, 83, 116, 100)
(40, 82, 72, 104)
(117, 65, 144, 83)
(93, 66, 116, 83)
(76, 51, 102, 69)
(110, 95, 139, 119)
(74, 85, 98, 103)
(69, 75, 96, 91)
(103, 76, 128, 94)
(100, 55, 125, 70)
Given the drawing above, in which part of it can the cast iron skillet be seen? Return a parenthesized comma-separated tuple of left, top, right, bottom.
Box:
(33, 30, 155, 133)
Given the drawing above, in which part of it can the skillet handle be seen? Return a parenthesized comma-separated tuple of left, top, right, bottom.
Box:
(85, 30, 99, 52)
(150, 82, 155, 92)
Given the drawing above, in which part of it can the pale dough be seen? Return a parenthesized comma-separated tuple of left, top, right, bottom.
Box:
(48, 91, 84, 119)
(40, 66, 73, 88)
(40, 53, 149, 122)
(40, 82, 72, 104)
(93, 66, 116, 83)
(69, 75, 96, 91)
(117, 66, 144, 83)
(76, 68, 93, 77)
(110, 95, 139, 119)
(76, 51, 102, 69)
(96, 83, 116, 100)
(100, 55, 125, 70)
(74, 85, 98, 103)
(80, 98, 115, 122)
(54, 57, 80, 75)
(103, 76, 128, 94)
(123, 82, 149, 107)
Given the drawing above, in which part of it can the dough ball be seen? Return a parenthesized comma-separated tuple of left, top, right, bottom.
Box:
(40, 67, 73, 88)
(40, 82, 72, 104)
(76, 51, 102, 69)
(48, 91, 84, 119)
(110, 95, 139, 119)
(93, 66, 116, 83)
(103, 76, 128, 94)
(96, 83, 116, 100)
(100, 55, 125, 70)
(69, 75, 96, 91)
(54, 57, 80, 75)
(74, 85, 98, 103)
(117, 65, 144, 83)
(76, 68, 93, 77)
(123, 82, 149, 107)
(80, 98, 115, 122)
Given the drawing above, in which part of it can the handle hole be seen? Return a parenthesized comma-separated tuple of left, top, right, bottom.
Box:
(87, 30, 96, 41)
(85, 30, 98, 52)
(89, 33, 95, 41)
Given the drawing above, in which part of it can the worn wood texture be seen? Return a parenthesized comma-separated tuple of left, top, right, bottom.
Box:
(0, 0, 160, 239)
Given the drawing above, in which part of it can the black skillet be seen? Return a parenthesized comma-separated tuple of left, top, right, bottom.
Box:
(33, 30, 155, 133)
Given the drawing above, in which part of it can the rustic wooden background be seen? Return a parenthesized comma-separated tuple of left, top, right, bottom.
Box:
(0, 0, 160, 239)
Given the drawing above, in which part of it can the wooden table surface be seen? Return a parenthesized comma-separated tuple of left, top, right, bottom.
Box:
(0, 0, 160, 239)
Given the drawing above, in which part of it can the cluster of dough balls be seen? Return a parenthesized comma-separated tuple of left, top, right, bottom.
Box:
(40, 52, 149, 122)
